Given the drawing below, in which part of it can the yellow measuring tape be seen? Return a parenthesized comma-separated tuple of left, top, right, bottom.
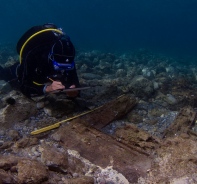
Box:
(31, 106, 101, 135)
(30, 94, 126, 135)
(19, 28, 64, 64)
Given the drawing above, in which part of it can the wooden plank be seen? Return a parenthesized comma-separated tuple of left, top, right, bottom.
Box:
(79, 94, 137, 129)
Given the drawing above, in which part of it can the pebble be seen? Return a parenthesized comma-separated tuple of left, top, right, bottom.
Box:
(36, 101, 45, 109)
(97, 177, 106, 184)
(72, 173, 79, 178)
(7, 130, 20, 141)
(0, 140, 4, 146)
(44, 108, 52, 116)
(0, 130, 5, 136)
(166, 94, 177, 105)
(33, 151, 40, 157)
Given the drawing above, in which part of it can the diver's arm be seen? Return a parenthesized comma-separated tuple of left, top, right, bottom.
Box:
(19, 80, 45, 97)
(20, 80, 65, 97)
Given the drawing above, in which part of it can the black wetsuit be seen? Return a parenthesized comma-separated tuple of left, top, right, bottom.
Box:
(17, 38, 80, 97)
(0, 39, 80, 97)
(1, 24, 80, 97)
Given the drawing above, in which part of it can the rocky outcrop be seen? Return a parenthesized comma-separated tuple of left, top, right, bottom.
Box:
(0, 90, 37, 129)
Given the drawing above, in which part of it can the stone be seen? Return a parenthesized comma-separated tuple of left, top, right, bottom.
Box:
(15, 137, 39, 148)
(43, 95, 76, 117)
(0, 169, 13, 183)
(166, 94, 177, 105)
(40, 144, 68, 172)
(129, 75, 154, 98)
(0, 155, 18, 170)
(0, 80, 12, 94)
(0, 91, 37, 129)
(115, 69, 126, 77)
(36, 101, 45, 109)
(142, 134, 197, 183)
(81, 73, 102, 80)
(163, 107, 196, 137)
(7, 130, 20, 141)
(63, 176, 94, 184)
(17, 159, 48, 184)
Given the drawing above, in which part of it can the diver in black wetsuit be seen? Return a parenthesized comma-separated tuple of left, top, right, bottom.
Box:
(0, 23, 80, 98)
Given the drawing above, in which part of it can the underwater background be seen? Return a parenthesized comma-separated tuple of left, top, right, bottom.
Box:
(1, 0, 197, 59)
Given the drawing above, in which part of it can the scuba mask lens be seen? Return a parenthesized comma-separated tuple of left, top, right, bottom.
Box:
(49, 53, 75, 71)
(53, 60, 74, 71)
(53, 54, 70, 63)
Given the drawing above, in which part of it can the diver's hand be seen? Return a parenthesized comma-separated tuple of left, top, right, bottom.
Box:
(45, 81, 65, 93)
(66, 85, 79, 97)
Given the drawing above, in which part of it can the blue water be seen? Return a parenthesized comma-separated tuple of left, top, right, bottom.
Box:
(1, 0, 197, 58)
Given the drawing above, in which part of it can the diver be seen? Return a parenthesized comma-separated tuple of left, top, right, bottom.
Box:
(0, 23, 80, 98)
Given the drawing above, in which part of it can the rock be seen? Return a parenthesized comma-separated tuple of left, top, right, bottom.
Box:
(17, 159, 48, 184)
(44, 94, 75, 118)
(0, 169, 13, 183)
(0, 141, 14, 150)
(7, 130, 20, 141)
(95, 166, 130, 184)
(0, 91, 37, 129)
(0, 80, 12, 94)
(142, 68, 155, 79)
(163, 106, 196, 137)
(40, 144, 68, 172)
(129, 75, 155, 98)
(166, 66, 175, 73)
(43, 107, 53, 116)
(0, 49, 197, 183)
(80, 64, 89, 72)
(143, 133, 197, 183)
(0, 99, 6, 109)
(98, 59, 112, 72)
(36, 101, 45, 109)
(5, 97, 16, 105)
(0, 130, 5, 136)
(115, 69, 126, 77)
(0, 155, 18, 170)
(62, 176, 94, 184)
(166, 94, 177, 105)
(81, 73, 102, 80)
(153, 81, 159, 90)
(15, 137, 39, 148)
(113, 61, 124, 69)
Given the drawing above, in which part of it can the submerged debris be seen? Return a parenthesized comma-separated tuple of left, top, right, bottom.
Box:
(0, 47, 197, 183)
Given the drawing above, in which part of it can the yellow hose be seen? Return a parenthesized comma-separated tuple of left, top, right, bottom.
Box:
(19, 28, 63, 64)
